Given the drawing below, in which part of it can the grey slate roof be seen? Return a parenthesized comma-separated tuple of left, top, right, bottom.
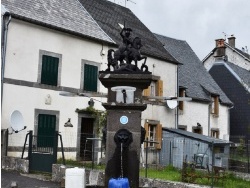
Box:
(1, 0, 114, 44)
(226, 61, 250, 88)
(78, 0, 178, 64)
(235, 48, 250, 60)
(163, 128, 231, 145)
(155, 34, 233, 106)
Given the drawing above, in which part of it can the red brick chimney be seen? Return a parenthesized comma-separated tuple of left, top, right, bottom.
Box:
(215, 39, 225, 47)
(227, 35, 236, 48)
(215, 39, 226, 57)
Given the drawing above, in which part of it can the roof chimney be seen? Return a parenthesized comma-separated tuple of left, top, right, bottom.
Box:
(228, 35, 236, 48)
(214, 39, 226, 57)
(215, 39, 225, 47)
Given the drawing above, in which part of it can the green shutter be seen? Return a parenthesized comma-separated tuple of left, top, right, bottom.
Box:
(84, 64, 98, 92)
(37, 114, 56, 147)
(41, 55, 59, 86)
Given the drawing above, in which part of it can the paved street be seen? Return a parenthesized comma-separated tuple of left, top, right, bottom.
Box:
(1, 169, 60, 188)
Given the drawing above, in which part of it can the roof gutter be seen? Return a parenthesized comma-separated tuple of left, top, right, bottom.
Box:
(1, 5, 11, 107)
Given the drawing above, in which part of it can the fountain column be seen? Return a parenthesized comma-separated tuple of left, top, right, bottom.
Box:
(99, 72, 152, 188)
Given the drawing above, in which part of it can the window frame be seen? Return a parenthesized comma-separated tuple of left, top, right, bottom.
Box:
(38, 50, 62, 87)
(143, 76, 163, 98)
(211, 128, 220, 138)
(144, 120, 162, 150)
(34, 109, 59, 148)
(178, 88, 186, 111)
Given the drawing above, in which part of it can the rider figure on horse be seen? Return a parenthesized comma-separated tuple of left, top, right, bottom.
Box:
(120, 27, 133, 64)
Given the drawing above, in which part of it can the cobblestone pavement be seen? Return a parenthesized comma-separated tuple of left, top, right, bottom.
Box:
(1, 169, 60, 188)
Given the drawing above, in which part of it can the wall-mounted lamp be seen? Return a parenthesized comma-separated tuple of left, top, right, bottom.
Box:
(64, 118, 73, 127)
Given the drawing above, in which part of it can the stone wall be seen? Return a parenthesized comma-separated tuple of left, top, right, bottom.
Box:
(1, 156, 29, 173)
(52, 164, 105, 186)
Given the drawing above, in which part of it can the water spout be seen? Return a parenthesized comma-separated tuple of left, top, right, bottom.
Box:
(121, 143, 123, 178)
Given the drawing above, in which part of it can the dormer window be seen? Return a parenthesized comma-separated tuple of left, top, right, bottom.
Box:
(211, 95, 219, 116)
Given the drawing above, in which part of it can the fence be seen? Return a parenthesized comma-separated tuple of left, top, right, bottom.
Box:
(228, 139, 250, 173)
(56, 131, 103, 165)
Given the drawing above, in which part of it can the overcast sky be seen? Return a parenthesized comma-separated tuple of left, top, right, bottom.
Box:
(110, 0, 250, 60)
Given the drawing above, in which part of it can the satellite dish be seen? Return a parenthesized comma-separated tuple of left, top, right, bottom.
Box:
(166, 100, 178, 109)
(10, 110, 24, 131)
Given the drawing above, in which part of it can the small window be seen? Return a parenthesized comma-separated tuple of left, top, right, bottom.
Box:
(179, 88, 185, 110)
(84, 64, 98, 92)
(193, 126, 202, 134)
(178, 125, 187, 131)
(211, 129, 219, 138)
(143, 79, 163, 97)
(144, 121, 162, 149)
(41, 55, 59, 86)
(81, 60, 99, 92)
(211, 95, 219, 116)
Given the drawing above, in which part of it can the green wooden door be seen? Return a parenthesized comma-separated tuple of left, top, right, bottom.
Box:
(37, 114, 56, 147)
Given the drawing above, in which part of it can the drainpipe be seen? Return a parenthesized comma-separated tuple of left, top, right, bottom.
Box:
(175, 65, 179, 129)
(1, 8, 11, 106)
(227, 105, 234, 140)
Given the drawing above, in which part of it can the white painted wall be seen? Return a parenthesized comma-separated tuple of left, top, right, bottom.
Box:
(141, 57, 177, 128)
(5, 19, 109, 89)
(203, 47, 250, 71)
(210, 105, 230, 140)
(225, 48, 250, 70)
(179, 101, 209, 134)
(178, 100, 229, 140)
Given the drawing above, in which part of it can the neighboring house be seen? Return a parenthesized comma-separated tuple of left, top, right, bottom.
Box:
(1, 0, 181, 166)
(203, 36, 250, 143)
(155, 34, 233, 141)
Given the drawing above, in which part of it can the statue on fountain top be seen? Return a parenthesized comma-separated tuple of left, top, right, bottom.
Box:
(105, 26, 148, 72)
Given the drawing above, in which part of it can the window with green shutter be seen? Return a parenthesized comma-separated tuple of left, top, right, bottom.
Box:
(84, 64, 98, 92)
(41, 55, 59, 86)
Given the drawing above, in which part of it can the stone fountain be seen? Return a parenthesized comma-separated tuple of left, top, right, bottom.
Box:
(99, 26, 152, 188)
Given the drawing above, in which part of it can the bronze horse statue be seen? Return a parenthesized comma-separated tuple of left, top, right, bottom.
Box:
(106, 37, 148, 72)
